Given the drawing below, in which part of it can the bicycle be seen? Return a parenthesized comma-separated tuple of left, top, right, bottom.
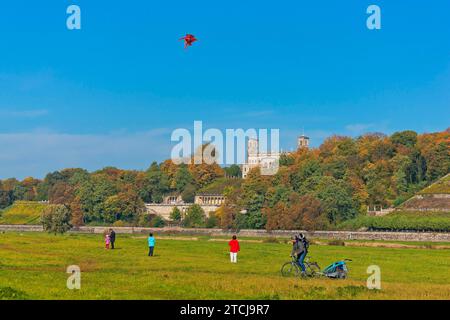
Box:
(281, 255, 321, 278)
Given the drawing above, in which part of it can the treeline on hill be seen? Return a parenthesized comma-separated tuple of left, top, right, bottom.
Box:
(0, 159, 229, 227)
(0, 129, 449, 230)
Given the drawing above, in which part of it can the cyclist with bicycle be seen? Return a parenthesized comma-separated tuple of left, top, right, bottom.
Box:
(291, 233, 309, 276)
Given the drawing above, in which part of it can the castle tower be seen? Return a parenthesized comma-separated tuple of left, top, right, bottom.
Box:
(248, 138, 259, 157)
(297, 134, 310, 149)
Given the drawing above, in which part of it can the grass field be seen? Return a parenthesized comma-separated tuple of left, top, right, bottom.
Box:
(1, 232, 450, 300)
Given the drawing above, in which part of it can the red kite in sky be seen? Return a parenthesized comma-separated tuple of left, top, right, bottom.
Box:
(179, 34, 197, 49)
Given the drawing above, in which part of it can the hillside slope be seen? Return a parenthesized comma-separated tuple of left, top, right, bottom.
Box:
(0, 201, 47, 225)
(341, 174, 450, 232)
(402, 174, 450, 211)
(419, 173, 450, 195)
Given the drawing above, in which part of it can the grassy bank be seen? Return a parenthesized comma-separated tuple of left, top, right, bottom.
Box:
(0, 201, 47, 225)
(419, 174, 450, 194)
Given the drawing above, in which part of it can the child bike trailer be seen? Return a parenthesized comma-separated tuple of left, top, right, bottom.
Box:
(322, 259, 352, 279)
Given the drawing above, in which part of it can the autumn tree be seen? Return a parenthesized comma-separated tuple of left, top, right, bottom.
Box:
(264, 201, 288, 231)
(70, 196, 84, 227)
(264, 194, 326, 231)
(103, 187, 145, 223)
(296, 195, 328, 230)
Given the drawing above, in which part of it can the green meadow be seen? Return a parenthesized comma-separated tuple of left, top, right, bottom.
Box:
(1, 232, 449, 300)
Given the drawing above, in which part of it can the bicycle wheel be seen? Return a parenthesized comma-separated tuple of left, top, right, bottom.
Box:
(281, 262, 300, 277)
(306, 262, 321, 278)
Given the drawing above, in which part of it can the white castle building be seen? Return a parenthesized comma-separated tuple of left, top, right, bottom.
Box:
(242, 134, 310, 178)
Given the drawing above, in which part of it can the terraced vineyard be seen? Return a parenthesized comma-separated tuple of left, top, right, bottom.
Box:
(419, 174, 450, 195)
(0, 201, 47, 225)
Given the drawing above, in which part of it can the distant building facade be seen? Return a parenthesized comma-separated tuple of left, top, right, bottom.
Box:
(297, 134, 310, 149)
(242, 134, 310, 178)
(145, 193, 225, 220)
(195, 194, 225, 206)
(242, 138, 281, 179)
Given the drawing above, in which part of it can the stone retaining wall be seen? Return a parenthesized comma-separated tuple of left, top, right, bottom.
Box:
(0, 225, 44, 232)
(145, 203, 220, 220)
(1, 225, 450, 242)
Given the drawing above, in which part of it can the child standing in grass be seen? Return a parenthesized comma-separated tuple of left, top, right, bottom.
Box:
(228, 235, 240, 263)
(105, 234, 111, 250)
(148, 233, 155, 256)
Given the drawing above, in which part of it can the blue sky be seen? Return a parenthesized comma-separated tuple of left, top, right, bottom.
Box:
(0, 0, 449, 179)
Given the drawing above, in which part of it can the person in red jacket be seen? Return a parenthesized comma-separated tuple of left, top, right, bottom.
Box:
(228, 235, 240, 263)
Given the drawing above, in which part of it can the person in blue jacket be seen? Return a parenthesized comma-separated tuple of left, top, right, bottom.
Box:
(148, 233, 155, 257)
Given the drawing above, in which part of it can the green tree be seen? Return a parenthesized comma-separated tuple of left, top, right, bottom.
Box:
(149, 215, 166, 227)
(290, 159, 323, 192)
(314, 176, 359, 224)
(146, 162, 170, 203)
(224, 165, 242, 178)
(390, 154, 412, 195)
(279, 153, 295, 166)
(174, 164, 194, 192)
(266, 186, 291, 208)
(362, 161, 395, 206)
(324, 157, 347, 180)
(12, 184, 27, 201)
(0, 181, 14, 209)
(181, 184, 196, 203)
(425, 142, 450, 181)
(183, 204, 206, 228)
(170, 207, 182, 222)
(407, 150, 427, 184)
(237, 192, 266, 229)
(103, 195, 122, 223)
(206, 212, 219, 228)
(391, 130, 418, 148)
(41, 205, 72, 234)
(37, 171, 65, 201)
(76, 176, 117, 222)
(136, 172, 153, 203)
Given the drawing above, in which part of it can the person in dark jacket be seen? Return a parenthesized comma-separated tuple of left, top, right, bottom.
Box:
(297, 233, 309, 273)
(291, 234, 306, 275)
(109, 229, 116, 249)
